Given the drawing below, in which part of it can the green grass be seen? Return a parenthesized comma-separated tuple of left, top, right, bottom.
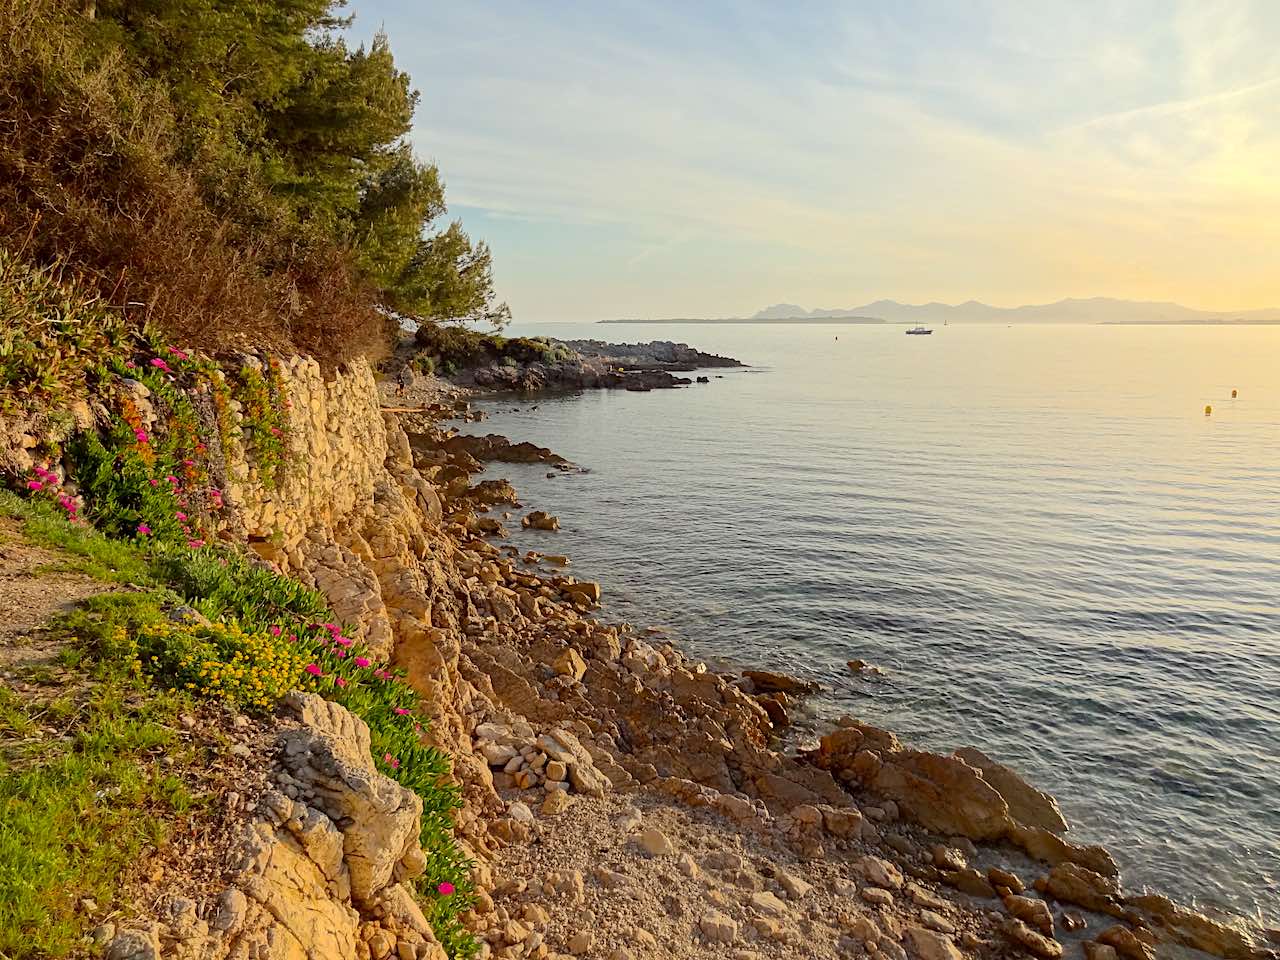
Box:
(0, 648, 199, 958)
(0, 490, 154, 586)
(0, 497, 479, 956)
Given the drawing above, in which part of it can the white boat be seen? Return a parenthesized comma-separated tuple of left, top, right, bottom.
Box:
(905, 325, 933, 335)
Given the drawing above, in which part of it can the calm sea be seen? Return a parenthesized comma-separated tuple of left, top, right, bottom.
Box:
(463, 321, 1280, 924)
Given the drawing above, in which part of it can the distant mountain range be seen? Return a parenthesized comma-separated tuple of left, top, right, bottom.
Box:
(749, 297, 1280, 324)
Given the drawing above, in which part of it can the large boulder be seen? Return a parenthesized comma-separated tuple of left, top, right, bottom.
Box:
(954, 746, 1068, 833)
(278, 693, 424, 904)
(872, 750, 1013, 841)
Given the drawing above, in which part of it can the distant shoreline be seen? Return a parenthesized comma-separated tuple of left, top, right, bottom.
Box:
(598, 317, 1280, 326)
(600, 317, 885, 324)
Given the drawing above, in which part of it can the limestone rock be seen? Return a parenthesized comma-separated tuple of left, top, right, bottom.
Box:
(522, 510, 560, 531)
(553, 648, 588, 682)
(1041, 862, 1122, 915)
(537, 729, 611, 798)
(905, 926, 963, 960)
(853, 855, 904, 890)
(637, 827, 675, 856)
(1003, 919, 1064, 959)
(1128, 893, 1262, 960)
(1005, 894, 1054, 936)
(954, 746, 1068, 833)
(106, 927, 161, 960)
(279, 693, 422, 904)
(873, 750, 1012, 841)
(742, 670, 818, 694)
(700, 909, 739, 944)
(1096, 925, 1157, 960)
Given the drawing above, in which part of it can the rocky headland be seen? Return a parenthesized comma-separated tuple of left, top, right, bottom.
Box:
(399, 331, 745, 395)
(4, 356, 1275, 960)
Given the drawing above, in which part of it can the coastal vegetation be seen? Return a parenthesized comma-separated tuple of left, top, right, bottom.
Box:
(0, 0, 507, 364)
(409, 322, 574, 376)
(0, 255, 478, 954)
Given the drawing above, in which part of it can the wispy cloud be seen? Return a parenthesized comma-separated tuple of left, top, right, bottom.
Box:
(349, 0, 1280, 320)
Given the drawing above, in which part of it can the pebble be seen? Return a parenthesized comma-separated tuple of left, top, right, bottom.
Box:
(541, 790, 571, 816)
(778, 870, 812, 900)
(508, 801, 535, 824)
(862, 888, 894, 907)
(637, 827, 674, 856)
(749, 891, 787, 916)
(854, 855, 904, 890)
(699, 909, 739, 944)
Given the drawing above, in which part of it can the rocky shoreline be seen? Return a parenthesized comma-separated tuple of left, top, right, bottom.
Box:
(26, 355, 1270, 960)
(396, 403, 1275, 960)
(400, 337, 746, 395)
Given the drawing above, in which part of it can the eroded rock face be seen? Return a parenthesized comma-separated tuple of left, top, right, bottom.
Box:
(108, 695, 444, 960)
(278, 693, 424, 904)
(872, 750, 1013, 841)
(954, 746, 1068, 834)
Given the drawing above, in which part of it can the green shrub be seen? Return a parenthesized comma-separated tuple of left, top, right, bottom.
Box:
(0, 250, 142, 413)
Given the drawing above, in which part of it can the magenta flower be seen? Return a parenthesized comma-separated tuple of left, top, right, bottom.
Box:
(394, 708, 411, 716)
(166, 475, 178, 485)
(382, 753, 400, 770)
(183, 459, 194, 467)
(437, 882, 455, 896)
(187, 539, 204, 549)
(269, 625, 281, 637)
(333, 649, 346, 659)
(135, 430, 148, 443)
(305, 663, 323, 677)
(136, 523, 151, 536)
(150, 358, 170, 371)
(333, 635, 353, 648)
(354, 657, 371, 668)
(26, 480, 43, 491)
(335, 677, 347, 688)
(125, 360, 136, 369)
(175, 511, 187, 521)
(149, 479, 159, 487)
(167, 347, 189, 360)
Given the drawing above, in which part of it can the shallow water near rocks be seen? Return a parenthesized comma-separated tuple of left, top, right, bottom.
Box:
(463, 321, 1280, 924)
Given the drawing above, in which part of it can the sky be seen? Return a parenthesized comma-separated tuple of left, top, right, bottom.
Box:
(347, 1, 1280, 322)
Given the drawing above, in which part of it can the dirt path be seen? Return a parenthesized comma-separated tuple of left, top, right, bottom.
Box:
(0, 516, 109, 673)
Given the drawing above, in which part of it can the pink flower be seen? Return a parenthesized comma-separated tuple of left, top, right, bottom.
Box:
(382, 753, 400, 770)
(333, 650, 346, 659)
(175, 511, 187, 521)
(333, 635, 353, 648)
(135, 430, 147, 443)
(149, 479, 159, 487)
(305, 663, 323, 677)
(187, 539, 204, 549)
(394, 708, 411, 716)
(354, 657, 371, 668)
(149, 358, 170, 371)
(125, 360, 136, 369)
(335, 677, 347, 688)
(26, 480, 43, 491)
(166, 475, 178, 485)
(136, 523, 151, 536)
(269, 625, 281, 637)
(183, 459, 194, 467)
(167, 347, 189, 360)
(437, 882, 455, 896)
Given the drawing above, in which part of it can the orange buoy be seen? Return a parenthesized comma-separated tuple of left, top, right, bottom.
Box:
(1205, 405, 1213, 416)
(1231, 389, 1238, 399)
